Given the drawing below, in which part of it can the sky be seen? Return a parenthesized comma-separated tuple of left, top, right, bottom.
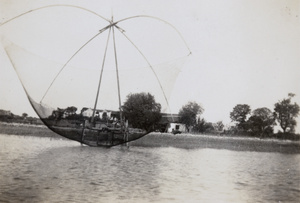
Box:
(1, 0, 300, 132)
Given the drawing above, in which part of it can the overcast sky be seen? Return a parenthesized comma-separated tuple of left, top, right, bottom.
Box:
(1, 0, 299, 132)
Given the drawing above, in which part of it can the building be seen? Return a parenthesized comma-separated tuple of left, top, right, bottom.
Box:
(158, 113, 188, 133)
(81, 108, 118, 120)
(165, 122, 188, 134)
(82, 108, 93, 117)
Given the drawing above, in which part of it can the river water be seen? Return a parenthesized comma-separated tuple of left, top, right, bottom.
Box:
(0, 134, 299, 203)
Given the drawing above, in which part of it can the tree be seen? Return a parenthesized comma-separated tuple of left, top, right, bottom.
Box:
(230, 104, 251, 130)
(193, 118, 214, 133)
(274, 94, 300, 133)
(22, 113, 28, 119)
(215, 121, 224, 131)
(122, 92, 161, 131)
(248, 107, 275, 137)
(178, 101, 204, 129)
(193, 118, 206, 133)
(65, 106, 77, 117)
(51, 108, 66, 120)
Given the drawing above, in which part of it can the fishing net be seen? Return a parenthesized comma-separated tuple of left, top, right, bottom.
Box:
(1, 11, 190, 117)
(1, 7, 191, 146)
(4, 39, 188, 117)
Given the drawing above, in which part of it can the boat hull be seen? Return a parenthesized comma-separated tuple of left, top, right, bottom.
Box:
(42, 119, 148, 147)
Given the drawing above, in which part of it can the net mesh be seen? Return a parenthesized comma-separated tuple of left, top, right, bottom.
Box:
(4, 39, 188, 118)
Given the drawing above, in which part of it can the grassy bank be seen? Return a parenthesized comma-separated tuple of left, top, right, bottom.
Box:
(1, 122, 299, 153)
(0, 122, 61, 138)
(129, 132, 300, 153)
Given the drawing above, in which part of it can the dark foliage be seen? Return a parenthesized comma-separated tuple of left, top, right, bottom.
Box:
(274, 94, 300, 133)
(122, 92, 162, 131)
(247, 107, 275, 137)
(230, 104, 251, 131)
(179, 101, 203, 128)
(193, 118, 214, 133)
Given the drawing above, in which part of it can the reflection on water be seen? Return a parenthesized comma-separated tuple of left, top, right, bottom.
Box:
(0, 134, 299, 203)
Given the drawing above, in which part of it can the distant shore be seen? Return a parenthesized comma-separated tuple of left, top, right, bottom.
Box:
(0, 122, 61, 138)
(130, 132, 300, 154)
(1, 122, 299, 153)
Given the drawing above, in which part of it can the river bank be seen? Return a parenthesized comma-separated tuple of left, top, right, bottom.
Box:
(0, 122, 61, 138)
(130, 132, 300, 153)
(1, 122, 299, 153)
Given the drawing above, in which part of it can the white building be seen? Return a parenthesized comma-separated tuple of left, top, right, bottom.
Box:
(82, 108, 93, 117)
(82, 108, 113, 119)
(165, 123, 188, 134)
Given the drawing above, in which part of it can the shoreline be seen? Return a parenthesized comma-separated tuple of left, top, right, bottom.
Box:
(0, 122, 61, 138)
(130, 132, 300, 154)
(1, 122, 299, 153)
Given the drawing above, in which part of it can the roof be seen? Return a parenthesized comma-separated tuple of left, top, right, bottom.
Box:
(159, 113, 180, 124)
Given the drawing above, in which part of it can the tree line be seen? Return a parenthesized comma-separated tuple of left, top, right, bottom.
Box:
(46, 93, 161, 132)
(39, 92, 300, 138)
(0, 110, 42, 125)
(229, 93, 299, 137)
(3, 92, 298, 139)
(177, 93, 299, 139)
